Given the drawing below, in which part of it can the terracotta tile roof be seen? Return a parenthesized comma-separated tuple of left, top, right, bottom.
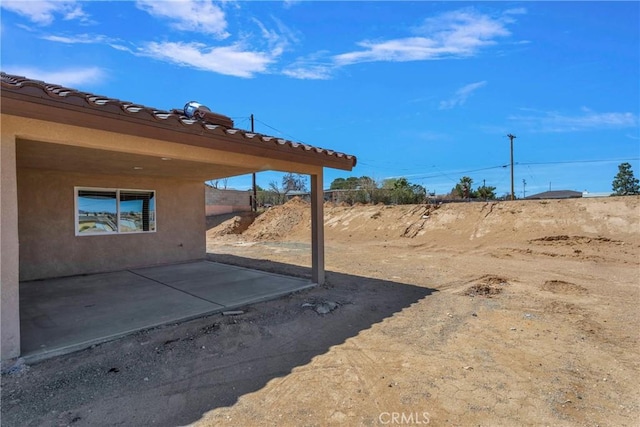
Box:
(0, 72, 356, 169)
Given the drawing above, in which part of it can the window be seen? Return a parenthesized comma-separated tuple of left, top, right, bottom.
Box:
(76, 188, 156, 235)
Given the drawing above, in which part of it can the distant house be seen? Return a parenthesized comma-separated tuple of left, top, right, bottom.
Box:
(525, 190, 583, 200)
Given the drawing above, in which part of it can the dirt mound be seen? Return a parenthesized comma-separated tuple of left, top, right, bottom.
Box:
(464, 283, 503, 297)
(236, 196, 639, 245)
(206, 212, 257, 238)
(463, 275, 510, 297)
(244, 197, 311, 240)
(541, 280, 588, 295)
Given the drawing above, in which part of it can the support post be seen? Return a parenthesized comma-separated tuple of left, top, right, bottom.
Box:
(252, 172, 257, 212)
(310, 169, 325, 285)
(1, 133, 21, 360)
(251, 114, 257, 212)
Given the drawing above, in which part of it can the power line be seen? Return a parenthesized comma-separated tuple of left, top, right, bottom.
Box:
(362, 157, 639, 182)
(253, 118, 306, 144)
(518, 158, 639, 166)
(386, 164, 508, 181)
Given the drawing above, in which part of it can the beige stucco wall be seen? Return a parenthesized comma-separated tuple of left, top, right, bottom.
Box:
(205, 187, 252, 216)
(1, 133, 21, 360)
(17, 168, 206, 281)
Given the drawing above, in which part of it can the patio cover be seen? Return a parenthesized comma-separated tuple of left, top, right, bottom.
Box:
(0, 72, 356, 361)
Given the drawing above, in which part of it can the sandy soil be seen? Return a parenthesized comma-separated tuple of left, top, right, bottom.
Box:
(2, 196, 639, 426)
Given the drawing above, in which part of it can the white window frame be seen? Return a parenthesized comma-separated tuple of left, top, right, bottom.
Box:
(75, 187, 157, 236)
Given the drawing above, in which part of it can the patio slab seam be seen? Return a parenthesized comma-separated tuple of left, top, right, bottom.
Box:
(127, 269, 223, 306)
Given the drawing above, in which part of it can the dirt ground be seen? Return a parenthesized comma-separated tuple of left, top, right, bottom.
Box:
(2, 196, 639, 426)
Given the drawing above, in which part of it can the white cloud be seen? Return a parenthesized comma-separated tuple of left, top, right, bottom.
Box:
(509, 108, 639, 132)
(2, 66, 106, 88)
(0, 1, 89, 25)
(138, 41, 275, 78)
(282, 50, 335, 80)
(135, 0, 229, 38)
(134, 16, 296, 78)
(334, 8, 516, 66)
(41, 32, 132, 53)
(282, 64, 333, 80)
(38, 17, 291, 79)
(439, 81, 487, 110)
(41, 33, 111, 44)
(502, 8, 527, 18)
(250, 17, 297, 56)
(287, 7, 523, 79)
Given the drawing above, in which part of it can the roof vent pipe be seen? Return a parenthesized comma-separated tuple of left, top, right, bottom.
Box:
(183, 101, 210, 118)
(181, 101, 235, 128)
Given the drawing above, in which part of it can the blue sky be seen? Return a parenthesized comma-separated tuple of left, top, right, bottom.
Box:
(1, 1, 638, 197)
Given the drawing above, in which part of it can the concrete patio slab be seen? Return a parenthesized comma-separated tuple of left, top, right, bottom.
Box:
(20, 261, 313, 362)
(133, 262, 314, 307)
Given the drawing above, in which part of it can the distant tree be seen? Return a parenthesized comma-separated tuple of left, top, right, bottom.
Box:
(329, 176, 374, 190)
(329, 177, 347, 190)
(330, 177, 358, 190)
(282, 173, 308, 193)
(329, 176, 379, 204)
(256, 183, 279, 206)
(612, 162, 640, 195)
(476, 184, 497, 200)
(359, 176, 376, 189)
(267, 180, 284, 204)
(330, 176, 428, 205)
(262, 173, 309, 205)
(453, 176, 476, 199)
(358, 176, 378, 203)
(382, 177, 426, 204)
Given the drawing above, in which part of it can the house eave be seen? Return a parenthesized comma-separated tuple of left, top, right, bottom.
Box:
(0, 73, 356, 172)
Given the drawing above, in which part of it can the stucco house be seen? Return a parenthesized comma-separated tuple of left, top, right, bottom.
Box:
(0, 72, 356, 361)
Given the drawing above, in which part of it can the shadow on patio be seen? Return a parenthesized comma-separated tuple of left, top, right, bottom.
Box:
(3, 256, 436, 427)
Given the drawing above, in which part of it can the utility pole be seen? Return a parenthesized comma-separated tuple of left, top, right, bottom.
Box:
(251, 114, 257, 212)
(523, 179, 527, 198)
(507, 133, 517, 200)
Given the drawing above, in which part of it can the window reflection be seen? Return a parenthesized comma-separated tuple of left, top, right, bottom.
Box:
(76, 189, 156, 234)
(77, 190, 117, 233)
(119, 191, 156, 232)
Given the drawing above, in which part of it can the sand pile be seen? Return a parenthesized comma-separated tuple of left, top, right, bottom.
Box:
(206, 212, 257, 238)
(243, 197, 311, 241)
(236, 196, 640, 244)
